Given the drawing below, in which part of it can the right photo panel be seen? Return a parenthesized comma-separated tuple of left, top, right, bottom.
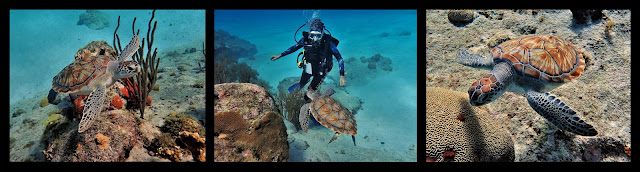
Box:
(426, 9, 630, 162)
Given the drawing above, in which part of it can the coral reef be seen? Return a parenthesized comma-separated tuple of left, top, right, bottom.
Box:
(77, 10, 110, 30)
(214, 83, 277, 126)
(178, 131, 206, 162)
(213, 31, 271, 92)
(96, 133, 110, 149)
(214, 111, 289, 162)
(161, 113, 205, 138)
(214, 83, 289, 162)
(426, 87, 514, 162)
(426, 9, 631, 162)
(214, 29, 257, 59)
(74, 41, 116, 60)
(41, 109, 140, 162)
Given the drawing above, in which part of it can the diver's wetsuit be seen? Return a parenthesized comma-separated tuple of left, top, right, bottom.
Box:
(280, 31, 345, 91)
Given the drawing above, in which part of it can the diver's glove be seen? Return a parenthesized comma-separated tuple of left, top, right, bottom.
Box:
(270, 54, 282, 61)
(340, 76, 346, 87)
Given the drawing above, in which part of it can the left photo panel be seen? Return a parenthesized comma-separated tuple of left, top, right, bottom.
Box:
(9, 9, 206, 162)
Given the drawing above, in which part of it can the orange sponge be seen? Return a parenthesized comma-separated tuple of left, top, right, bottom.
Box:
(111, 96, 124, 109)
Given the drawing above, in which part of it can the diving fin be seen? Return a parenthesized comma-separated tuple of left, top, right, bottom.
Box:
(288, 83, 301, 93)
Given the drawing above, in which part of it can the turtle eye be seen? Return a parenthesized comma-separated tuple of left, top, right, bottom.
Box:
(127, 66, 134, 71)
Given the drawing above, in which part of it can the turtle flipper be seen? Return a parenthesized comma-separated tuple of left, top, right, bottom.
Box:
(299, 103, 311, 133)
(328, 132, 341, 144)
(47, 89, 58, 104)
(117, 35, 140, 62)
(456, 50, 494, 69)
(351, 135, 356, 146)
(78, 85, 107, 133)
(323, 88, 336, 96)
(526, 90, 598, 136)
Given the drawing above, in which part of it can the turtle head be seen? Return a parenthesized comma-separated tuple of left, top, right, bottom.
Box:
(114, 61, 141, 79)
(468, 73, 506, 106)
(305, 89, 317, 101)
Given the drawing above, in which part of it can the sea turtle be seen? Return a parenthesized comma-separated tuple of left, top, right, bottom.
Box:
(299, 88, 358, 146)
(48, 35, 141, 133)
(456, 34, 597, 136)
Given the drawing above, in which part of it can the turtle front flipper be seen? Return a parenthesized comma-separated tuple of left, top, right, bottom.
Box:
(526, 90, 598, 136)
(299, 103, 311, 133)
(78, 85, 107, 133)
(117, 35, 140, 62)
(468, 62, 514, 106)
(456, 50, 494, 69)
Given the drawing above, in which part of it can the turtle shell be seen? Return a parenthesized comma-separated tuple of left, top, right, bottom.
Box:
(490, 35, 586, 83)
(52, 55, 114, 93)
(309, 95, 357, 136)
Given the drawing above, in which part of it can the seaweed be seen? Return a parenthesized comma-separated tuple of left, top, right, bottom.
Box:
(276, 89, 306, 131)
(214, 58, 230, 84)
(234, 62, 258, 83)
(113, 10, 160, 119)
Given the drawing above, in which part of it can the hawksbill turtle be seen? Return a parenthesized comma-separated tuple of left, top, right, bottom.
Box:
(48, 35, 141, 133)
(299, 88, 358, 146)
(456, 34, 597, 136)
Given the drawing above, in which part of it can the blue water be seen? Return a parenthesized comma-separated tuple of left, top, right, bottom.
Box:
(9, 10, 205, 105)
(215, 10, 417, 161)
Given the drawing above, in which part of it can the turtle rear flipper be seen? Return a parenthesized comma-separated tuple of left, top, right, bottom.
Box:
(47, 89, 58, 104)
(456, 50, 494, 69)
(328, 132, 341, 144)
(351, 135, 356, 146)
(526, 90, 598, 136)
(78, 85, 107, 133)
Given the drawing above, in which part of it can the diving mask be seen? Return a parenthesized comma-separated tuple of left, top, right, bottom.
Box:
(308, 30, 323, 42)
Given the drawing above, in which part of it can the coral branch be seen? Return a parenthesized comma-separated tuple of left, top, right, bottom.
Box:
(113, 9, 160, 119)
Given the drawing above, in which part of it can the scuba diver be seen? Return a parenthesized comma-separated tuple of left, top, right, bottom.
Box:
(271, 19, 346, 98)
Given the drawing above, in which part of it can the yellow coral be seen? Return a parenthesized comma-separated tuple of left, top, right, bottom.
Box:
(179, 131, 206, 162)
(39, 97, 49, 107)
(96, 133, 110, 149)
(426, 87, 514, 162)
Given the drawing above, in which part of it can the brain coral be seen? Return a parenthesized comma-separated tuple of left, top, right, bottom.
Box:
(447, 10, 475, 24)
(426, 87, 514, 162)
